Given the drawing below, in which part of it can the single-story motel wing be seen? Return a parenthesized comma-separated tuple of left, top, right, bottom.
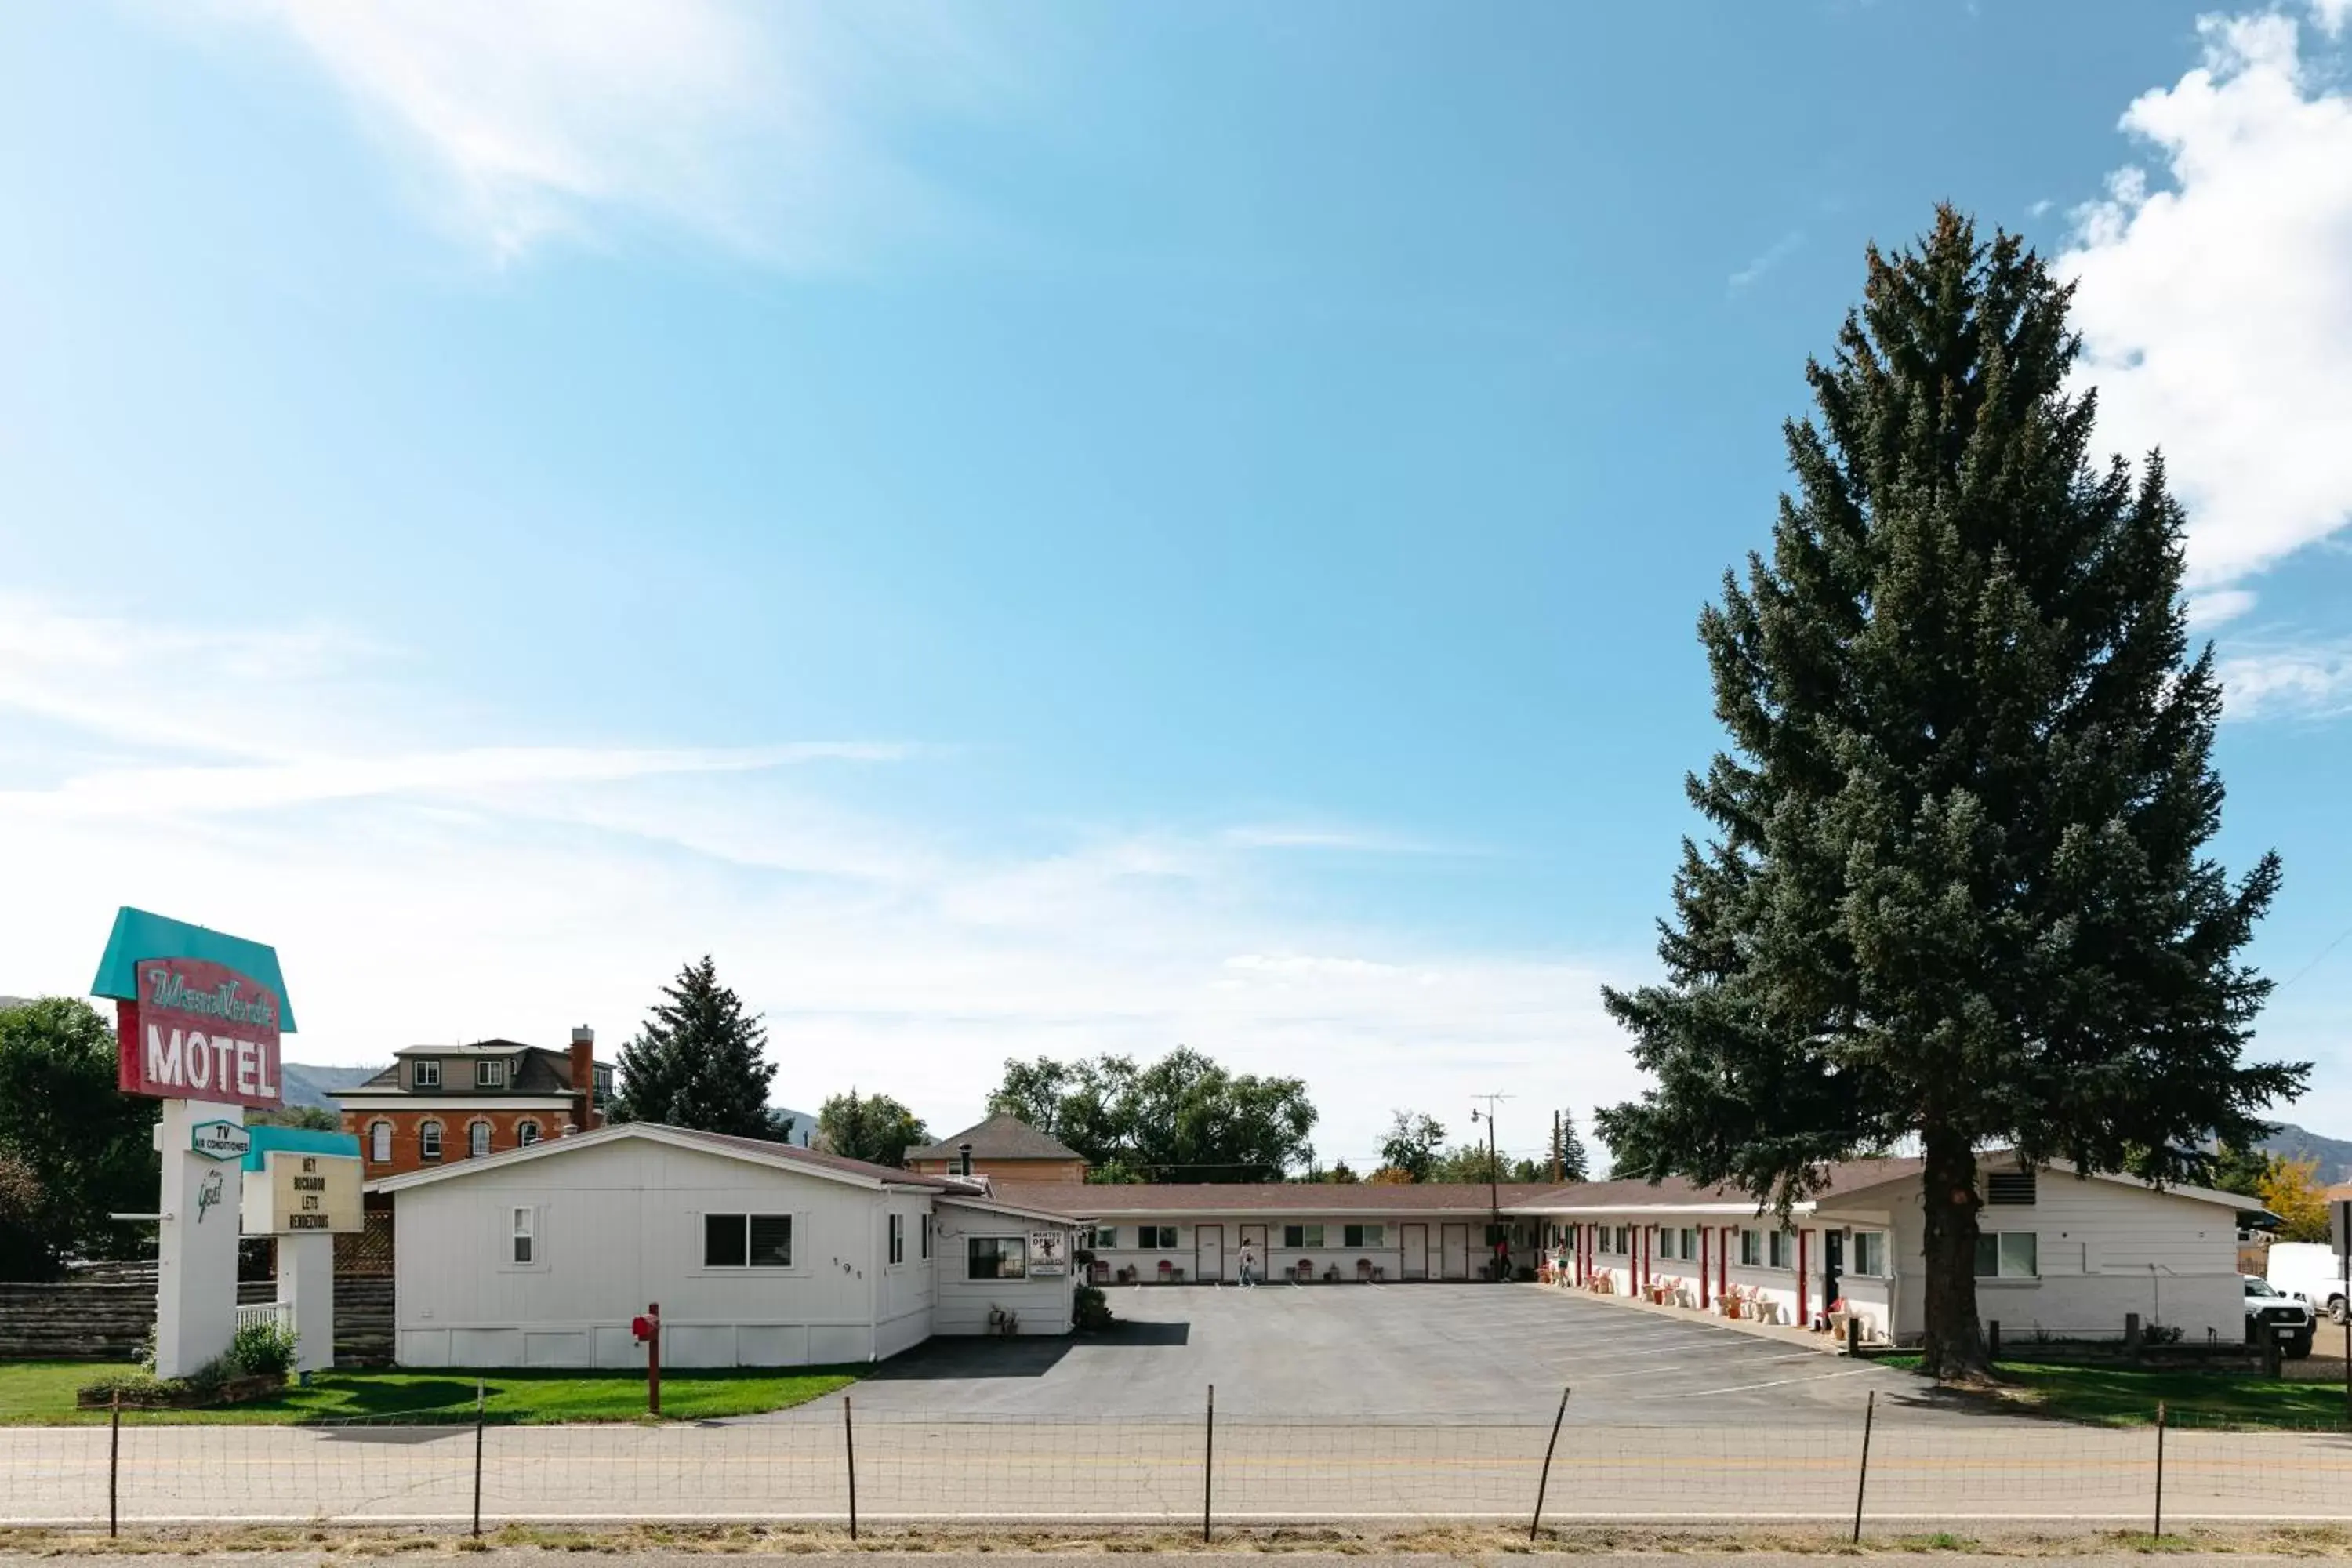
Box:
(365, 1125, 2269, 1367)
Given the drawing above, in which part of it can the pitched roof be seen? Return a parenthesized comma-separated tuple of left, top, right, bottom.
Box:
(367, 1120, 978, 1195)
(345, 1042, 597, 1094)
(906, 1112, 1084, 1163)
(989, 1179, 1559, 1215)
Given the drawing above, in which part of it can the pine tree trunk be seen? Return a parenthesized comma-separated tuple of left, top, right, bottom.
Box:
(1918, 1133, 1989, 1381)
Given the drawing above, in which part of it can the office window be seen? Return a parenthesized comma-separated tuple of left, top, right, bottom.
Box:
(1283, 1223, 1325, 1249)
(412, 1059, 441, 1089)
(476, 1059, 506, 1088)
(510, 1207, 535, 1265)
(1974, 1232, 2038, 1279)
(889, 1213, 906, 1265)
(1985, 1171, 2038, 1207)
(368, 1122, 391, 1163)
(419, 1120, 443, 1161)
(468, 1120, 492, 1158)
(1091, 1226, 1119, 1250)
(1343, 1223, 1385, 1248)
(1853, 1231, 1887, 1277)
(1740, 1229, 1761, 1267)
(704, 1214, 793, 1268)
(968, 1236, 1028, 1279)
(517, 1120, 541, 1147)
(1138, 1225, 1177, 1250)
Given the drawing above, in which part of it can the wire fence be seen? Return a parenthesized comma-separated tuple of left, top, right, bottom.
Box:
(13, 1391, 2352, 1536)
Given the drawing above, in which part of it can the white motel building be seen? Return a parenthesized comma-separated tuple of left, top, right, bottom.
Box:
(364, 1118, 2267, 1367)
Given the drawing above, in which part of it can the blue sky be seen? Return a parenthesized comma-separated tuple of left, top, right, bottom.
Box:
(4, 0, 2350, 1167)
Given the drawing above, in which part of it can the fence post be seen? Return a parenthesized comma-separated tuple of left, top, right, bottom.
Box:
(471, 1377, 485, 1537)
(844, 1396, 858, 1542)
(108, 1391, 120, 1538)
(1202, 1384, 1215, 1544)
(1846, 1315, 1861, 1358)
(1529, 1386, 1570, 1541)
(1850, 1388, 1875, 1544)
(2152, 1400, 2167, 1538)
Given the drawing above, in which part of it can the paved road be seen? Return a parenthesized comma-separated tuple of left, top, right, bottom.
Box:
(34, 1557, 2350, 1568)
(833, 1283, 1944, 1424)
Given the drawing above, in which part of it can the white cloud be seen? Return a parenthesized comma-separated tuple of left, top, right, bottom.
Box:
(2218, 640, 2352, 719)
(1728, 230, 1805, 292)
(0, 591, 1637, 1165)
(192, 0, 1024, 264)
(2187, 587, 2261, 629)
(2060, 5, 2352, 593)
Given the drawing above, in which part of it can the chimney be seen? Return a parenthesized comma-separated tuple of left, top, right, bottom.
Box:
(958, 1141, 974, 1179)
(570, 1026, 598, 1131)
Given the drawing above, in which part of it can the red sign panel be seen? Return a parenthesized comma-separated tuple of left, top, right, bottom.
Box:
(114, 957, 285, 1109)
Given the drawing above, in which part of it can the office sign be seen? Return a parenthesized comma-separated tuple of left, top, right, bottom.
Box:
(1028, 1229, 1069, 1276)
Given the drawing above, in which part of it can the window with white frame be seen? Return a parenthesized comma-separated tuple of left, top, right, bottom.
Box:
(476, 1058, 506, 1088)
(1974, 1232, 2038, 1279)
(368, 1121, 391, 1163)
(1852, 1230, 1887, 1277)
(510, 1207, 535, 1265)
(1283, 1223, 1325, 1249)
(412, 1058, 441, 1088)
(1091, 1225, 1119, 1250)
(1768, 1229, 1794, 1269)
(1740, 1229, 1761, 1266)
(1679, 1227, 1696, 1259)
(1343, 1223, 1385, 1248)
(704, 1214, 793, 1269)
(517, 1120, 541, 1147)
(468, 1120, 492, 1158)
(419, 1120, 443, 1160)
(1656, 1228, 1674, 1259)
(1138, 1225, 1178, 1250)
(889, 1213, 906, 1265)
(967, 1236, 1027, 1279)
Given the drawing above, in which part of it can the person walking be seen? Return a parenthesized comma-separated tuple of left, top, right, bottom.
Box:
(1239, 1243, 1257, 1287)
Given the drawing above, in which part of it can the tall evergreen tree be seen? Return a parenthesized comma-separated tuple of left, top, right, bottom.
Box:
(1593, 209, 2304, 1380)
(611, 956, 780, 1139)
(1555, 1112, 1590, 1183)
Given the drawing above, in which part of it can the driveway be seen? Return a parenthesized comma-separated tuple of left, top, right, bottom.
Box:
(812, 1282, 1957, 1424)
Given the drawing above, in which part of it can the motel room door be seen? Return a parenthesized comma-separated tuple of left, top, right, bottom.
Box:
(1399, 1223, 1429, 1280)
(1196, 1224, 1226, 1283)
(1439, 1223, 1471, 1280)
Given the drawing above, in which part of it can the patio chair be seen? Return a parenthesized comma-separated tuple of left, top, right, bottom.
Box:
(1294, 1258, 1315, 1283)
(1356, 1258, 1374, 1282)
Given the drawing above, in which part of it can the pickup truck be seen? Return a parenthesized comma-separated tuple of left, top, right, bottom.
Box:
(2246, 1274, 2316, 1358)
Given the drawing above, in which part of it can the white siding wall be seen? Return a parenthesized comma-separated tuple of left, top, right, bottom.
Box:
(933, 1202, 1078, 1336)
(392, 1139, 896, 1368)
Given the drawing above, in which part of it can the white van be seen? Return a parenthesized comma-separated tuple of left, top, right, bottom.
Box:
(2267, 1241, 2348, 1320)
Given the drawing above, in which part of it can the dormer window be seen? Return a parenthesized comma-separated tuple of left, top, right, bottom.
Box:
(412, 1059, 441, 1089)
(591, 1065, 613, 1102)
(477, 1059, 507, 1088)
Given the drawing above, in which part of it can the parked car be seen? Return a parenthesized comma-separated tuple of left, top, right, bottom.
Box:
(2245, 1274, 2316, 1358)
(2266, 1241, 2347, 1322)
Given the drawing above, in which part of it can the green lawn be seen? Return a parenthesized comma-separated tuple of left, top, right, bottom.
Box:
(1888, 1355, 2352, 1428)
(0, 1360, 862, 1425)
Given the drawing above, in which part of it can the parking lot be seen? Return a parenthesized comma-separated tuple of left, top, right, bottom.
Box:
(829, 1282, 1948, 1424)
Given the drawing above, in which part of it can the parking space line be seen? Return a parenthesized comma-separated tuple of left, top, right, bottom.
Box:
(1657, 1367, 1875, 1398)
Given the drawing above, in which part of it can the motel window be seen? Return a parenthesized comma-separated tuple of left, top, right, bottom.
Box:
(1283, 1224, 1325, 1249)
(419, 1120, 443, 1161)
(477, 1059, 506, 1088)
(1679, 1228, 1695, 1259)
(1658, 1229, 1677, 1260)
(1974, 1232, 2038, 1279)
(1768, 1229, 1793, 1269)
(1343, 1224, 1385, 1248)
(1739, 1229, 1761, 1267)
(967, 1236, 1028, 1279)
(1138, 1225, 1178, 1250)
(517, 1121, 541, 1147)
(1615, 1225, 1630, 1254)
(1091, 1226, 1119, 1250)
(703, 1214, 793, 1269)
(412, 1059, 441, 1089)
(468, 1121, 492, 1158)
(889, 1214, 906, 1265)
(1852, 1231, 1887, 1277)
(368, 1122, 391, 1163)
(510, 1207, 535, 1266)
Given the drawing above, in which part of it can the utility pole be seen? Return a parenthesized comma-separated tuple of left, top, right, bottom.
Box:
(1472, 1092, 1512, 1281)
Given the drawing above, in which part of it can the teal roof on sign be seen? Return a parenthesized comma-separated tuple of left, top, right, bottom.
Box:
(89, 907, 298, 1032)
(241, 1125, 359, 1172)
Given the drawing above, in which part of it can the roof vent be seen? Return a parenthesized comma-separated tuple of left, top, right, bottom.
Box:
(1985, 1170, 2037, 1207)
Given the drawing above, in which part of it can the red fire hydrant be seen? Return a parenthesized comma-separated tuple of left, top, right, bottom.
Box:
(630, 1302, 661, 1416)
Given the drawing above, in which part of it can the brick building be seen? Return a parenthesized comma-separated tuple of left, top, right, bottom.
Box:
(904, 1112, 1088, 1184)
(336, 1028, 612, 1178)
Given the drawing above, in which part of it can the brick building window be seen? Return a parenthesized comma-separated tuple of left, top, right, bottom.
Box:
(419, 1120, 443, 1161)
(468, 1120, 492, 1158)
(517, 1121, 541, 1147)
(368, 1122, 391, 1163)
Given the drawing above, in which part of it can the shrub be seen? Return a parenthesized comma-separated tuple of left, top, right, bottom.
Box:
(78, 1370, 178, 1403)
(1073, 1283, 1115, 1331)
(230, 1318, 300, 1377)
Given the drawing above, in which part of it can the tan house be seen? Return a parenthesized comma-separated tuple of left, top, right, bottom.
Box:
(906, 1113, 1087, 1184)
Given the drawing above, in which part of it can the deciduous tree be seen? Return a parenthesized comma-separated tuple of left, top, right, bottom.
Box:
(2259, 1156, 2330, 1244)
(1594, 209, 2303, 1381)
(986, 1047, 1316, 1181)
(815, 1090, 928, 1168)
(0, 998, 159, 1279)
(1377, 1111, 1447, 1182)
